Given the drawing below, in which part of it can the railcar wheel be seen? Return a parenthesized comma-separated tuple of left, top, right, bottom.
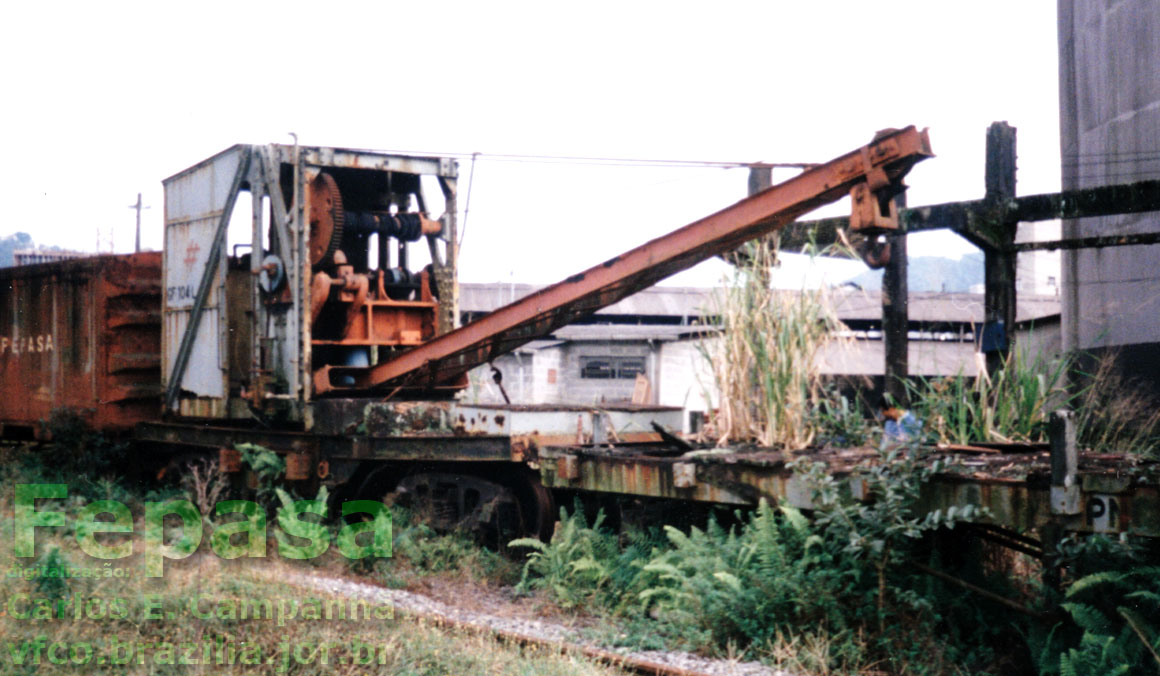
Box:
(350, 464, 555, 545)
(393, 472, 523, 547)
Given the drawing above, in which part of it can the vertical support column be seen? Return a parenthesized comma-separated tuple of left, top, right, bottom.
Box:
(294, 143, 312, 426)
(250, 172, 267, 404)
(436, 172, 459, 335)
(1045, 408, 1079, 592)
(883, 192, 909, 405)
(1049, 409, 1079, 514)
(983, 122, 1019, 376)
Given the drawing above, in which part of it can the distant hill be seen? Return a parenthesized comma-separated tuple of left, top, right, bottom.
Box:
(843, 252, 983, 293)
(0, 232, 33, 267)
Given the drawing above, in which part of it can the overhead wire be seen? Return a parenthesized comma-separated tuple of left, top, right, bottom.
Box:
(459, 152, 478, 249)
(369, 148, 816, 170)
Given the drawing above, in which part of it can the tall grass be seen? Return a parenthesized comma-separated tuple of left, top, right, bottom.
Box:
(907, 347, 1072, 445)
(700, 241, 849, 449)
(1073, 352, 1160, 456)
(908, 346, 1160, 454)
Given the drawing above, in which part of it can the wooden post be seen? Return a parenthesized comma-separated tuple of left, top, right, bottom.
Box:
(983, 122, 1018, 376)
(748, 166, 773, 197)
(883, 192, 909, 405)
(1045, 408, 1078, 591)
(747, 166, 774, 287)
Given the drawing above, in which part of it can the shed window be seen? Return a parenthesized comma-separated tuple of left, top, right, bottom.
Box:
(580, 356, 645, 379)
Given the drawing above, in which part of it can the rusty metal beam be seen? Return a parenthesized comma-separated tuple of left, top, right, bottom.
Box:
(134, 422, 516, 462)
(316, 127, 934, 393)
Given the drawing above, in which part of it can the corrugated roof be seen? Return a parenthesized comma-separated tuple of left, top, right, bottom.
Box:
(459, 283, 721, 318)
(459, 283, 1060, 324)
(550, 324, 709, 342)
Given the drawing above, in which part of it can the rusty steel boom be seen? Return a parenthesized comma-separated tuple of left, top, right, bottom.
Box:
(314, 126, 934, 394)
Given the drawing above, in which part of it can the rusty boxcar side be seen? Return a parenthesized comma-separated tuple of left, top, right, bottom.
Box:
(0, 253, 162, 436)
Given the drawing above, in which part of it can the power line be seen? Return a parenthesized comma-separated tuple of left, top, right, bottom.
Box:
(370, 149, 816, 170)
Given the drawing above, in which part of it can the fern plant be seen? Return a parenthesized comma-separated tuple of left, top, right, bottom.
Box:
(635, 499, 840, 650)
(1045, 566, 1160, 675)
(238, 443, 285, 505)
(510, 503, 619, 608)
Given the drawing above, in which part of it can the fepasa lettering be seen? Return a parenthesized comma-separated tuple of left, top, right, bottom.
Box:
(0, 334, 54, 356)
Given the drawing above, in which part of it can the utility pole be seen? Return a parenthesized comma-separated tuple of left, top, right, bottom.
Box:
(129, 192, 150, 253)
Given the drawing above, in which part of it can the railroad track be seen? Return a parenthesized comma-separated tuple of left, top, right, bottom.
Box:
(289, 573, 786, 676)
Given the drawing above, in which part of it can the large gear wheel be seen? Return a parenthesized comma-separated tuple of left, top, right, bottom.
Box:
(307, 172, 344, 268)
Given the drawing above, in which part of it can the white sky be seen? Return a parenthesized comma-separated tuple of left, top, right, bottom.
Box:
(1, 1, 1060, 289)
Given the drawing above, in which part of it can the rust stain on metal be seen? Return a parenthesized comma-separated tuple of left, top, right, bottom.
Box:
(0, 253, 162, 434)
(557, 455, 580, 481)
(510, 435, 538, 463)
(219, 447, 242, 473)
(285, 453, 313, 481)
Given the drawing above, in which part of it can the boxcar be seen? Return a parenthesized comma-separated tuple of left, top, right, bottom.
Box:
(0, 253, 161, 437)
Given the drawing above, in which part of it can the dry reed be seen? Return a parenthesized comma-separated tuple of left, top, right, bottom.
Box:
(701, 241, 849, 450)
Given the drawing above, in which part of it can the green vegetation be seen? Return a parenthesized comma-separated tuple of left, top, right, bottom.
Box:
(1072, 353, 1160, 457)
(905, 346, 1072, 445)
(512, 448, 1005, 674)
(44, 409, 130, 481)
(1051, 566, 1160, 674)
(701, 240, 849, 449)
(383, 505, 518, 588)
(904, 347, 1160, 457)
(238, 443, 287, 504)
(509, 453, 1160, 675)
(1026, 535, 1160, 675)
(0, 535, 615, 675)
(0, 445, 607, 675)
(510, 506, 618, 608)
(702, 240, 1160, 459)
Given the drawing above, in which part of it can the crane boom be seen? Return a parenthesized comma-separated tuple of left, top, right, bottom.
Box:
(313, 126, 933, 394)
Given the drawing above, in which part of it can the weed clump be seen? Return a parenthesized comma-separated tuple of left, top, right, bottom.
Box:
(511, 450, 998, 673)
(700, 241, 849, 450)
(41, 408, 129, 478)
(511, 504, 620, 608)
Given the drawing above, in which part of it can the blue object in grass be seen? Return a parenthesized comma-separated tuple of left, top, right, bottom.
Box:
(884, 410, 923, 442)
